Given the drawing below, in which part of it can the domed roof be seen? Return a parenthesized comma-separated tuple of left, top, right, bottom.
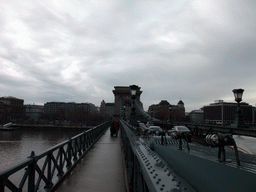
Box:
(178, 100, 184, 105)
(159, 100, 170, 106)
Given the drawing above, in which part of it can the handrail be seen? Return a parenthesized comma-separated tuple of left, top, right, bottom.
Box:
(120, 120, 195, 192)
(0, 121, 110, 192)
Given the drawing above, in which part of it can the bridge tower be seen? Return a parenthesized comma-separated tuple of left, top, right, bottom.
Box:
(112, 86, 142, 120)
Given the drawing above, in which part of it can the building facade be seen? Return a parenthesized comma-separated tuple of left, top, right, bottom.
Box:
(148, 100, 186, 121)
(100, 100, 114, 117)
(0, 96, 24, 123)
(253, 107, 256, 125)
(171, 100, 186, 121)
(150, 100, 170, 121)
(25, 104, 44, 121)
(189, 109, 204, 123)
(203, 100, 253, 125)
(44, 102, 97, 121)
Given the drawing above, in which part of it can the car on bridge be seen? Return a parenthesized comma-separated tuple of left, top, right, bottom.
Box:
(168, 126, 192, 141)
(139, 122, 148, 130)
(148, 126, 163, 134)
(146, 121, 154, 127)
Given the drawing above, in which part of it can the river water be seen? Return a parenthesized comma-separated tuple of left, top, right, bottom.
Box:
(0, 129, 82, 172)
(1, 129, 256, 172)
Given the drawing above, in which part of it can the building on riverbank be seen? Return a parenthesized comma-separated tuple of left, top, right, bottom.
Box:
(0, 96, 24, 123)
(189, 109, 204, 123)
(24, 104, 44, 121)
(100, 100, 114, 117)
(44, 102, 98, 121)
(148, 100, 186, 121)
(203, 100, 255, 125)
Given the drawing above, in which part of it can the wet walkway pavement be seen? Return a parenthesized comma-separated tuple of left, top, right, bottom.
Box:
(55, 128, 126, 192)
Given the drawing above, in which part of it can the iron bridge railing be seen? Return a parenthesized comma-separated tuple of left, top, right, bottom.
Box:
(0, 121, 110, 192)
(120, 120, 195, 192)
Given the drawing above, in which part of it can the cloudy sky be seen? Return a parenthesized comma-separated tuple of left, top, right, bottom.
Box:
(0, 0, 255, 112)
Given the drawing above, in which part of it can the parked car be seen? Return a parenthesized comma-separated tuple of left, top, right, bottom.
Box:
(169, 126, 192, 141)
(148, 126, 163, 134)
(170, 126, 190, 133)
(139, 122, 148, 130)
(146, 121, 154, 127)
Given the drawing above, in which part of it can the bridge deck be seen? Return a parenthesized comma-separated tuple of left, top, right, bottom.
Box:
(55, 128, 126, 192)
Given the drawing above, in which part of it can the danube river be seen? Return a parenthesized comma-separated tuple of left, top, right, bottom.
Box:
(0, 129, 83, 172)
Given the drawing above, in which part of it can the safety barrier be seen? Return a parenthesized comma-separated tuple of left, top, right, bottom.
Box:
(120, 120, 195, 192)
(0, 121, 110, 192)
(121, 119, 256, 192)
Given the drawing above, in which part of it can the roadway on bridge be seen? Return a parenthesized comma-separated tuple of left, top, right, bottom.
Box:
(55, 128, 126, 192)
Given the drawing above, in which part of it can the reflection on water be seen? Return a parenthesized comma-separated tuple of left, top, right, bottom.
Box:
(0, 129, 82, 171)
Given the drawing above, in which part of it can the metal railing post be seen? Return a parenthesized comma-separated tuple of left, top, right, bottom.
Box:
(28, 151, 36, 192)
(66, 138, 72, 168)
(0, 179, 4, 192)
(46, 154, 52, 188)
(58, 147, 64, 176)
(73, 139, 78, 161)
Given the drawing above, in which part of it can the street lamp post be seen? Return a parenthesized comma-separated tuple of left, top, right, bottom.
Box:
(232, 88, 246, 128)
(129, 85, 138, 126)
(169, 105, 172, 129)
(123, 105, 126, 121)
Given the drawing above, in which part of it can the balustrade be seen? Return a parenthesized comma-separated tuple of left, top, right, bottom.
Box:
(0, 121, 110, 192)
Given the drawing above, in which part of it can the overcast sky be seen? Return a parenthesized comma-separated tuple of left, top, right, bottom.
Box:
(1, 0, 255, 112)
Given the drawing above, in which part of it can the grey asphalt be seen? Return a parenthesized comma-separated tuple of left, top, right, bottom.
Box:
(55, 128, 126, 192)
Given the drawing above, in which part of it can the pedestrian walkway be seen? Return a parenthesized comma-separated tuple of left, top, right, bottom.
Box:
(55, 128, 126, 192)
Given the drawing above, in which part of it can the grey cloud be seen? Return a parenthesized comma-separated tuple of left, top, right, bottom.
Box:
(0, 0, 256, 112)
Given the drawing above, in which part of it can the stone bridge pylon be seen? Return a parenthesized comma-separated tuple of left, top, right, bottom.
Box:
(112, 86, 143, 120)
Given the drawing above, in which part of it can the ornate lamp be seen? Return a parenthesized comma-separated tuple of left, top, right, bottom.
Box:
(130, 85, 138, 99)
(123, 105, 126, 121)
(232, 88, 246, 128)
(168, 105, 173, 128)
(150, 109, 153, 121)
(233, 89, 244, 103)
(129, 85, 138, 126)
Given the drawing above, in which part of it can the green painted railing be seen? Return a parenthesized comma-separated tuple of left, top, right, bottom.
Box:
(0, 121, 110, 192)
(120, 120, 195, 192)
